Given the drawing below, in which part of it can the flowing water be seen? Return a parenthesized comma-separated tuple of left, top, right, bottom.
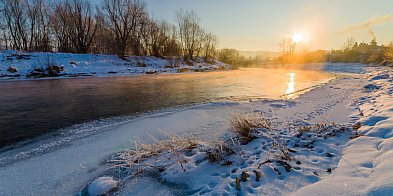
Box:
(0, 68, 333, 149)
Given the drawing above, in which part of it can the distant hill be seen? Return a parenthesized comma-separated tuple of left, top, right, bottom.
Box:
(238, 50, 280, 59)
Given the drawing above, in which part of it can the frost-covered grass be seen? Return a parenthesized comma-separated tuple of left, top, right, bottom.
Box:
(230, 112, 271, 144)
(104, 112, 356, 195)
(112, 132, 201, 172)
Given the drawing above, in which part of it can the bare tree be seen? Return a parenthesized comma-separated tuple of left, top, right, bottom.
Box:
(36, 0, 51, 51)
(385, 42, 393, 62)
(1, 0, 29, 50)
(93, 14, 116, 54)
(51, 1, 74, 52)
(51, 0, 97, 53)
(279, 39, 286, 55)
(143, 20, 182, 57)
(100, 0, 147, 59)
(0, 24, 8, 49)
(0, 3, 9, 49)
(176, 10, 205, 60)
(342, 37, 356, 51)
(218, 48, 239, 65)
(71, 0, 97, 53)
(0, 0, 52, 51)
(202, 32, 217, 61)
(279, 38, 294, 55)
(164, 24, 182, 57)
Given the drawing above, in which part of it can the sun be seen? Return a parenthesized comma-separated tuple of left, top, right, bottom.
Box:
(291, 32, 305, 43)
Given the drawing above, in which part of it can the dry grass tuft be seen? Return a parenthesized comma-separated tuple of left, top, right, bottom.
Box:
(112, 132, 200, 174)
(205, 141, 235, 162)
(230, 112, 271, 144)
(110, 112, 357, 184)
(295, 123, 343, 136)
(352, 123, 362, 131)
(296, 125, 313, 135)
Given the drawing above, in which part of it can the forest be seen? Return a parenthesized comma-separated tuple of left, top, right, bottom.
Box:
(0, 0, 218, 61)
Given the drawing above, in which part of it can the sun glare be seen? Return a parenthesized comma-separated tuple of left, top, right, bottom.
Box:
(291, 32, 305, 43)
(285, 72, 296, 98)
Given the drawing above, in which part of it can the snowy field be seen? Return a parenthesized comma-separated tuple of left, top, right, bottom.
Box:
(0, 51, 230, 80)
(294, 66, 393, 195)
(2, 63, 393, 195)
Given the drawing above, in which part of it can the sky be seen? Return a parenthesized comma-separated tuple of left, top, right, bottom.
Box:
(97, 0, 393, 51)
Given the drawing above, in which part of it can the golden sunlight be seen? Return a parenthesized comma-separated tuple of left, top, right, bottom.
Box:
(291, 32, 305, 43)
(285, 72, 296, 98)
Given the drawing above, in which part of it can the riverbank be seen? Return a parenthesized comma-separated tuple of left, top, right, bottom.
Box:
(294, 66, 393, 195)
(107, 65, 393, 196)
(0, 51, 230, 80)
(0, 63, 377, 195)
(103, 67, 368, 195)
(0, 68, 334, 149)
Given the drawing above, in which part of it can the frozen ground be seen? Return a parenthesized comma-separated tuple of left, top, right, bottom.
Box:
(0, 51, 229, 80)
(0, 103, 236, 195)
(293, 66, 393, 195)
(107, 68, 368, 195)
(2, 63, 389, 196)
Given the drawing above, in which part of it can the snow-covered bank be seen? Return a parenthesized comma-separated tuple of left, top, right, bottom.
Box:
(0, 51, 230, 80)
(0, 63, 374, 195)
(293, 67, 393, 195)
(0, 103, 234, 195)
(105, 67, 367, 195)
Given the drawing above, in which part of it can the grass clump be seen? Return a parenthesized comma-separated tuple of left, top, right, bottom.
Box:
(230, 112, 271, 144)
(113, 132, 200, 174)
(205, 141, 235, 162)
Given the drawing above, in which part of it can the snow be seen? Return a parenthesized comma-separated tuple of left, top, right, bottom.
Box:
(293, 67, 393, 195)
(0, 51, 230, 80)
(301, 62, 367, 73)
(87, 177, 118, 196)
(0, 103, 234, 195)
(3, 62, 393, 195)
(106, 65, 367, 195)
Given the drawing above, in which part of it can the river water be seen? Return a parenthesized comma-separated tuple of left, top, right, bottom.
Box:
(0, 68, 333, 149)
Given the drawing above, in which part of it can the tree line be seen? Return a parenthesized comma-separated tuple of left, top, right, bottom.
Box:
(327, 38, 393, 64)
(0, 0, 218, 60)
(216, 37, 393, 68)
(275, 37, 393, 65)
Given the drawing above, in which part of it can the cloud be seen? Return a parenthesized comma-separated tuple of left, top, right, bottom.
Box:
(337, 15, 393, 40)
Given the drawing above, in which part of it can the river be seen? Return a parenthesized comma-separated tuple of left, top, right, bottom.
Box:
(0, 68, 333, 150)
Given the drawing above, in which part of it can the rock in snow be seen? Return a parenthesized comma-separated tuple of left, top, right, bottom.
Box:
(88, 177, 118, 196)
(364, 83, 380, 90)
(7, 66, 17, 73)
(370, 74, 389, 81)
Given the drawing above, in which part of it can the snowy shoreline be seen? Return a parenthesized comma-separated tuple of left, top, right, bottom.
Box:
(293, 66, 393, 195)
(102, 68, 368, 195)
(2, 63, 391, 196)
(0, 51, 231, 81)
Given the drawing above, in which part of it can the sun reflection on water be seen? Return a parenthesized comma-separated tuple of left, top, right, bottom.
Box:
(285, 72, 296, 98)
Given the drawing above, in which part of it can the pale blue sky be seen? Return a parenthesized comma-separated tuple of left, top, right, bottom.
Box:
(96, 0, 393, 51)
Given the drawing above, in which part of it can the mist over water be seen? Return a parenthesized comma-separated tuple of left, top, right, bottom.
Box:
(0, 68, 333, 149)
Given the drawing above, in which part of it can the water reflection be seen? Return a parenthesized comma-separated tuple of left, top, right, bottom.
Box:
(285, 72, 296, 98)
(0, 68, 333, 148)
